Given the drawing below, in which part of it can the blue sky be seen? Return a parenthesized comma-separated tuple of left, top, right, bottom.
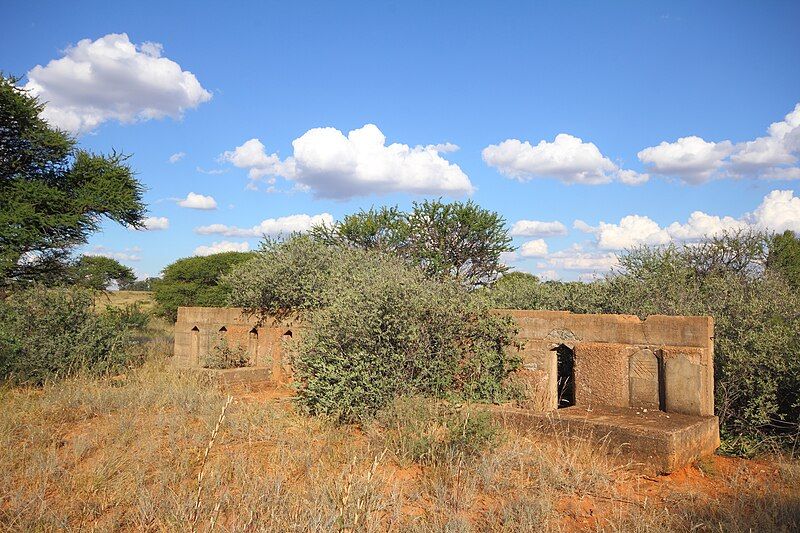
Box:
(3, 1, 800, 280)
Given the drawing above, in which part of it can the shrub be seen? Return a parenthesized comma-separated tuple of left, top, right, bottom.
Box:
(202, 338, 250, 369)
(152, 251, 255, 321)
(225, 237, 520, 423)
(0, 285, 147, 384)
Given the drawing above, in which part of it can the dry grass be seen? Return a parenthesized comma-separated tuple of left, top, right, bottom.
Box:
(0, 346, 798, 531)
(95, 290, 156, 313)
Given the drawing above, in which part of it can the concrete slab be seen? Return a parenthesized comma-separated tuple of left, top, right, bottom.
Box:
(490, 405, 720, 474)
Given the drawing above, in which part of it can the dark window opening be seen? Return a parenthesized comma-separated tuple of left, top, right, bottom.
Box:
(191, 326, 200, 332)
(219, 326, 227, 333)
(249, 327, 258, 336)
(556, 344, 575, 408)
(283, 330, 293, 338)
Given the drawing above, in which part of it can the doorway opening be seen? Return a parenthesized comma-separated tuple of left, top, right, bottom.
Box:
(555, 344, 576, 408)
(191, 326, 200, 363)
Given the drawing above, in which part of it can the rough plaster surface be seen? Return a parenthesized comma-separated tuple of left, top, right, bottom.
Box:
(574, 342, 632, 408)
(497, 310, 715, 417)
(173, 307, 304, 384)
(629, 348, 661, 409)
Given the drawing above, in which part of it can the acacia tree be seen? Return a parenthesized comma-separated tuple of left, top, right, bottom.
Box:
(406, 199, 513, 286)
(71, 255, 136, 290)
(0, 75, 146, 286)
(153, 252, 256, 321)
(310, 200, 513, 287)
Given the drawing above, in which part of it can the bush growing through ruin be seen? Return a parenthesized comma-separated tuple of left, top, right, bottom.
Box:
(225, 236, 520, 422)
(0, 285, 148, 384)
(203, 338, 251, 369)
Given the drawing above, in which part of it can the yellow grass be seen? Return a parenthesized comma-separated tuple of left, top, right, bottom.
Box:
(94, 290, 156, 312)
(0, 346, 798, 531)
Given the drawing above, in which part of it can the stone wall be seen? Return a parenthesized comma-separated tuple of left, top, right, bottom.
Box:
(173, 307, 304, 385)
(173, 307, 714, 417)
(501, 310, 714, 416)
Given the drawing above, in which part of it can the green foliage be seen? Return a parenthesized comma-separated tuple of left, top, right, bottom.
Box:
(487, 271, 611, 314)
(71, 255, 136, 290)
(0, 285, 147, 384)
(371, 396, 498, 465)
(406, 199, 513, 286)
(768, 230, 800, 290)
(152, 251, 255, 321)
(203, 337, 250, 369)
(310, 199, 513, 287)
(310, 206, 409, 253)
(226, 237, 520, 423)
(119, 276, 159, 291)
(0, 75, 146, 287)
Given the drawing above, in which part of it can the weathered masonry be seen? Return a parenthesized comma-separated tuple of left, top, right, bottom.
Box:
(497, 309, 719, 473)
(503, 309, 715, 417)
(173, 307, 303, 385)
(174, 307, 720, 471)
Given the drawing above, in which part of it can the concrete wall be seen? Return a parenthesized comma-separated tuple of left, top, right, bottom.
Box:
(173, 307, 714, 416)
(173, 307, 304, 384)
(499, 310, 714, 416)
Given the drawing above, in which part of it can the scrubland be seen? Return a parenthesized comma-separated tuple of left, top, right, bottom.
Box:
(1, 349, 797, 532)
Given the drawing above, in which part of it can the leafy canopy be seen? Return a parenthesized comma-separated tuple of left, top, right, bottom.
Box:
(767, 230, 800, 290)
(71, 255, 136, 290)
(153, 251, 256, 321)
(311, 199, 513, 287)
(0, 75, 146, 286)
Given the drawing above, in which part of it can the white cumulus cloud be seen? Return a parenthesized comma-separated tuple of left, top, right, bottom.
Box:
(510, 220, 568, 237)
(193, 241, 250, 256)
(85, 245, 141, 262)
(749, 189, 800, 233)
(595, 215, 671, 250)
(168, 152, 186, 164)
(519, 239, 549, 258)
(482, 133, 648, 185)
(575, 189, 800, 250)
(140, 216, 170, 230)
(24, 33, 211, 134)
(544, 244, 620, 272)
(638, 103, 800, 183)
(637, 136, 734, 184)
(222, 124, 474, 199)
(196, 213, 334, 238)
(178, 192, 217, 210)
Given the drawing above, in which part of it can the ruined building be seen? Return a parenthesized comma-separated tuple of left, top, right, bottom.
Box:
(174, 306, 720, 472)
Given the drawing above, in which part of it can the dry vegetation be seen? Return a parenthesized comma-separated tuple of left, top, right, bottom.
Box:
(95, 290, 156, 313)
(1, 347, 798, 532)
